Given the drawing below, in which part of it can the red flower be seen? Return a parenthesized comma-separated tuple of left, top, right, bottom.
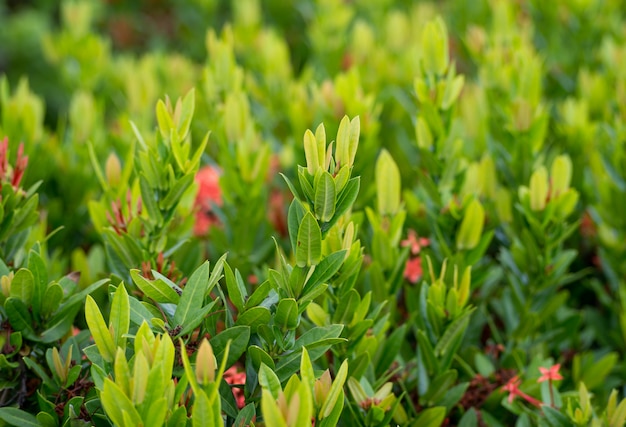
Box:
(194, 166, 223, 236)
(580, 211, 596, 238)
(268, 190, 288, 237)
(401, 229, 430, 255)
(223, 365, 246, 409)
(502, 375, 541, 407)
(404, 257, 423, 283)
(538, 364, 563, 383)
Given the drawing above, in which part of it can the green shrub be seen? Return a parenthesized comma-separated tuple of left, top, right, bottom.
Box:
(1, 0, 626, 426)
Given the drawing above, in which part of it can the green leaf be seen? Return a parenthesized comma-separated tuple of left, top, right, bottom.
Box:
(36, 411, 56, 427)
(434, 308, 474, 356)
(422, 370, 457, 405)
(40, 282, 63, 319)
(174, 261, 210, 326)
(192, 389, 219, 427)
(318, 390, 344, 427)
(28, 250, 47, 317)
(456, 199, 485, 250)
(245, 279, 272, 310)
(288, 198, 306, 255)
(210, 326, 250, 369)
(335, 116, 351, 168)
(314, 171, 336, 222)
(0, 354, 19, 369)
(458, 408, 478, 427)
(167, 406, 188, 427)
(128, 297, 154, 327)
(60, 278, 109, 311)
(261, 388, 287, 427)
(207, 253, 228, 294)
(610, 396, 626, 427)
(542, 406, 571, 427)
(320, 359, 348, 418)
(160, 174, 194, 211)
(103, 230, 142, 270)
(375, 324, 406, 376)
(109, 284, 130, 350)
(233, 403, 256, 427)
(39, 305, 80, 343)
(176, 300, 217, 337)
(304, 129, 320, 175)
(376, 149, 401, 215)
(259, 364, 282, 399)
(249, 345, 275, 370)
(438, 383, 468, 413)
(139, 174, 163, 226)
(325, 177, 360, 232)
(235, 307, 271, 332)
(144, 398, 168, 427)
(101, 378, 143, 426)
(10, 268, 34, 305)
(23, 357, 52, 385)
(87, 141, 108, 191)
(131, 269, 180, 304)
(280, 173, 302, 201)
(224, 263, 245, 312)
(5, 297, 36, 339)
(300, 347, 315, 393)
(294, 324, 344, 349)
(178, 88, 195, 139)
(296, 212, 322, 267)
(156, 99, 174, 138)
(411, 406, 446, 427)
(85, 295, 116, 363)
(299, 166, 316, 201)
(0, 407, 40, 427)
(275, 298, 299, 329)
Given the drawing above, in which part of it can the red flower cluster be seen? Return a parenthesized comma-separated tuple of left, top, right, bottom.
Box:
(193, 166, 223, 236)
(223, 365, 246, 409)
(502, 376, 541, 407)
(402, 229, 430, 283)
(0, 137, 29, 190)
(502, 364, 562, 408)
(537, 364, 563, 383)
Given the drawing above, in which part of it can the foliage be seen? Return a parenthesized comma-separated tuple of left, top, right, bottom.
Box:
(1, 0, 626, 426)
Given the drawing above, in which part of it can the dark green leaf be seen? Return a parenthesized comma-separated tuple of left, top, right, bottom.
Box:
(0, 407, 40, 427)
(131, 269, 180, 304)
(210, 326, 250, 369)
(301, 250, 346, 298)
(236, 307, 271, 332)
(275, 298, 299, 329)
(160, 174, 194, 211)
(28, 250, 47, 317)
(224, 263, 245, 312)
(233, 403, 255, 427)
(5, 297, 36, 339)
(40, 282, 63, 319)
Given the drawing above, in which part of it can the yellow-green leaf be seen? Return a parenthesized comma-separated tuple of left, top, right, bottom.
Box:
(109, 284, 130, 350)
(529, 166, 548, 211)
(85, 295, 116, 363)
(456, 199, 485, 250)
(376, 149, 401, 216)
